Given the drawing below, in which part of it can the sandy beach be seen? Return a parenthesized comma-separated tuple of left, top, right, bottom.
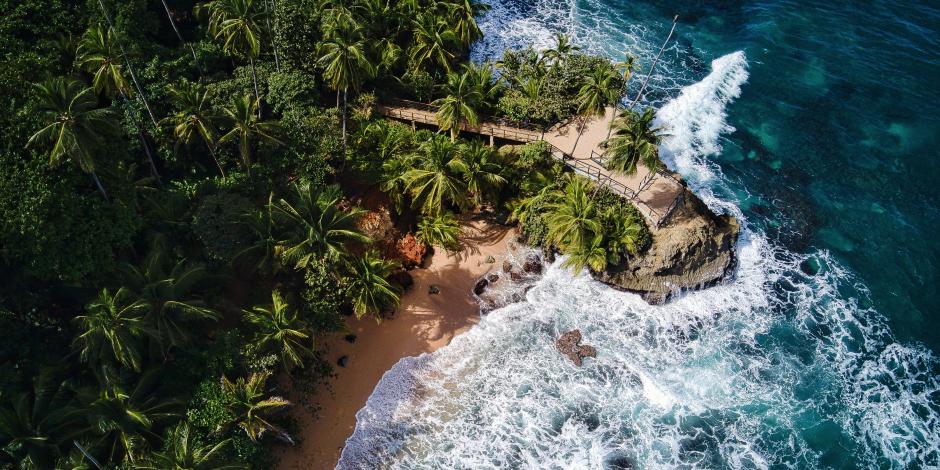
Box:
(277, 217, 514, 470)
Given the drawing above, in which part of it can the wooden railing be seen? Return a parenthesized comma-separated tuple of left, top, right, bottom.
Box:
(378, 99, 684, 228)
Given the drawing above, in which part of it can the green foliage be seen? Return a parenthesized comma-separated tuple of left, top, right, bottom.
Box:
(302, 261, 348, 333)
(344, 250, 402, 320)
(399, 68, 436, 101)
(416, 212, 462, 251)
(0, 152, 140, 282)
(192, 191, 256, 262)
(496, 49, 623, 125)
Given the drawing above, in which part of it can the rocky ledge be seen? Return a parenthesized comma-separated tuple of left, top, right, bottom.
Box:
(594, 188, 740, 304)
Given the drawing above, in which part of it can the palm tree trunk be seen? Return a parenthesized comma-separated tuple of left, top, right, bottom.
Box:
(159, 0, 200, 69)
(570, 119, 584, 156)
(204, 140, 226, 178)
(249, 56, 262, 118)
(119, 91, 162, 185)
(91, 170, 109, 201)
(626, 15, 678, 111)
(342, 86, 348, 163)
(95, 0, 159, 129)
(265, 0, 281, 72)
(336, 88, 340, 109)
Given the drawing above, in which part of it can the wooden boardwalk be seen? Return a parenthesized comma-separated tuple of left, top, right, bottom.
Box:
(377, 100, 685, 228)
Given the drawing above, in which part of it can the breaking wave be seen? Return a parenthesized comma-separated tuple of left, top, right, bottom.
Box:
(335, 10, 940, 469)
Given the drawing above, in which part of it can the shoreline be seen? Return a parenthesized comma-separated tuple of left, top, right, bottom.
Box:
(277, 217, 515, 469)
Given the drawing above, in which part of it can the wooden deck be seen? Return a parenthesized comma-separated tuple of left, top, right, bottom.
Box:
(377, 100, 685, 228)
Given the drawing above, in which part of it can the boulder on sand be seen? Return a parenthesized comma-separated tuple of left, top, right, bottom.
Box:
(555, 330, 597, 366)
(396, 233, 427, 269)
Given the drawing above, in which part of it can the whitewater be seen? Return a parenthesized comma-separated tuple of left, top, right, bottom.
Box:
(336, 6, 940, 469)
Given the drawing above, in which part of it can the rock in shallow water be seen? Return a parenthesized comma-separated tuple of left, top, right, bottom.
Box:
(555, 330, 597, 366)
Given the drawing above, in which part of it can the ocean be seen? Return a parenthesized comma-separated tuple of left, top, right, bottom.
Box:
(337, 1, 940, 467)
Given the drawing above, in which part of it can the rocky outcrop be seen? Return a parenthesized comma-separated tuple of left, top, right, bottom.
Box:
(395, 233, 427, 269)
(555, 330, 596, 366)
(595, 189, 739, 304)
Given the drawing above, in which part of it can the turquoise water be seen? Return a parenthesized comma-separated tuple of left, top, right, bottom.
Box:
(335, 1, 940, 468)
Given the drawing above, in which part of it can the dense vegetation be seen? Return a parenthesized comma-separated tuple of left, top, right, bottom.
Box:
(0, 1, 665, 468)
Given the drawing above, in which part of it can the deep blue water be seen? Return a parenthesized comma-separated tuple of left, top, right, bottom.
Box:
(334, 2, 940, 468)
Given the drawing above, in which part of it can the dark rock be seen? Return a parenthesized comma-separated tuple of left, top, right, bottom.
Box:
(522, 253, 543, 274)
(337, 355, 349, 367)
(486, 272, 500, 283)
(555, 330, 597, 366)
(510, 269, 524, 281)
(484, 255, 496, 264)
(502, 260, 513, 273)
(428, 284, 440, 295)
(344, 334, 357, 344)
(389, 269, 414, 290)
(473, 278, 489, 295)
(543, 248, 556, 264)
(594, 190, 739, 304)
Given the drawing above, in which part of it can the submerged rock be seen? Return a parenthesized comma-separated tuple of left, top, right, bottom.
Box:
(473, 278, 489, 295)
(428, 284, 440, 295)
(595, 189, 739, 304)
(337, 355, 349, 367)
(555, 330, 597, 366)
(522, 253, 543, 274)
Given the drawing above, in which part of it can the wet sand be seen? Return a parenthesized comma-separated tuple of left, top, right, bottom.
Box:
(277, 218, 514, 469)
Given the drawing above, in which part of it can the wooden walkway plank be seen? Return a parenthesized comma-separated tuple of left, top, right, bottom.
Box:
(376, 101, 684, 229)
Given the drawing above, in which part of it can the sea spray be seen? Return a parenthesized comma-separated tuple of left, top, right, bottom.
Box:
(337, 47, 940, 467)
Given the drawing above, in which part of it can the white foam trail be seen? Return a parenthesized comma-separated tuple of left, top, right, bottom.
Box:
(656, 51, 749, 189)
(336, 48, 940, 470)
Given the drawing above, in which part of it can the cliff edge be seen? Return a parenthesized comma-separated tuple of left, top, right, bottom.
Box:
(594, 188, 739, 303)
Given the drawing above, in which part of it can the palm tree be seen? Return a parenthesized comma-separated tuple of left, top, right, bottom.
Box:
(141, 423, 243, 470)
(0, 371, 85, 468)
(74, 288, 152, 372)
(218, 94, 282, 173)
(602, 107, 666, 187)
(379, 153, 416, 214)
(403, 135, 470, 216)
(121, 238, 221, 354)
(87, 371, 179, 465)
(433, 68, 482, 142)
(456, 141, 506, 207)
(353, 0, 405, 73)
(563, 237, 607, 273)
(270, 183, 371, 268)
(544, 178, 602, 255)
(220, 372, 291, 443)
(318, 21, 373, 147)
(163, 81, 225, 177)
(416, 212, 461, 251)
(543, 32, 580, 65)
(409, 13, 457, 72)
(204, 0, 267, 116)
(570, 64, 620, 155)
(602, 207, 643, 265)
(77, 25, 133, 98)
(448, 0, 490, 46)
(607, 54, 639, 138)
(243, 290, 313, 371)
(465, 61, 501, 111)
(345, 251, 401, 320)
(78, 24, 162, 182)
(233, 200, 280, 275)
(26, 77, 119, 200)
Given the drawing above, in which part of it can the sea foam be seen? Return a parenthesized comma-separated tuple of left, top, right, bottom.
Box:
(336, 17, 940, 470)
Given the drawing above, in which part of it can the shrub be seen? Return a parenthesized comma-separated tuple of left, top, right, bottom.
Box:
(192, 192, 256, 262)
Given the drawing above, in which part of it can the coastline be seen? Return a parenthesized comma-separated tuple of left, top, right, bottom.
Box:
(277, 217, 515, 469)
